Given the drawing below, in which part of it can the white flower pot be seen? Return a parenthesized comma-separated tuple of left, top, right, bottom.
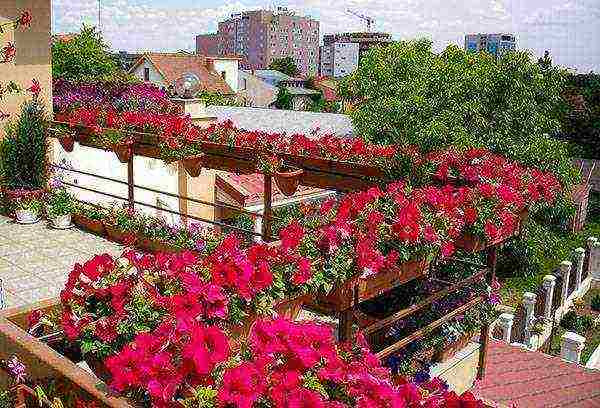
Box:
(50, 214, 73, 229)
(15, 209, 41, 224)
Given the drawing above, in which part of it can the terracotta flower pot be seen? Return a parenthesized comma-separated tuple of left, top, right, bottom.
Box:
(72, 214, 105, 236)
(113, 144, 132, 163)
(182, 154, 205, 178)
(274, 166, 303, 197)
(58, 135, 75, 152)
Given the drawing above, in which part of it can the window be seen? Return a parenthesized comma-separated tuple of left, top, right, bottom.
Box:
(143, 67, 150, 81)
(221, 71, 227, 81)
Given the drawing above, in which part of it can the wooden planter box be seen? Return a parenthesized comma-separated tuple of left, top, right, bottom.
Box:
(72, 214, 106, 237)
(0, 300, 133, 408)
(455, 210, 529, 253)
(137, 238, 180, 254)
(308, 258, 430, 313)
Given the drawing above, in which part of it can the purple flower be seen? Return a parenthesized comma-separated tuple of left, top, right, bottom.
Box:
(195, 239, 206, 252)
(7, 356, 26, 383)
(413, 369, 430, 384)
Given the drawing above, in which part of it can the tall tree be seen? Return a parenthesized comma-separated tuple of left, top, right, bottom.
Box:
(268, 57, 299, 77)
(339, 39, 575, 184)
(52, 25, 121, 81)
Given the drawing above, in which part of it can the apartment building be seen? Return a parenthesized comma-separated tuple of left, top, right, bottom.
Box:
(196, 8, 320, 76)
(465, 33, 517, 57)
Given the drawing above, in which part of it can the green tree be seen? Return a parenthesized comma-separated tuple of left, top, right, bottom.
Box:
(268, 57, 299, 77)
(52, 25, 121, 81)
(274, 86, 293, 110)
(339, 39, 576, 184)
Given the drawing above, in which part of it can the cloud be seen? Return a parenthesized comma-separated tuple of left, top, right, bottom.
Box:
(52, 0, 599, 72)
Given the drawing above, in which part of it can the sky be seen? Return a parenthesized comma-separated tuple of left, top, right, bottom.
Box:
(51, 0, 600, 73)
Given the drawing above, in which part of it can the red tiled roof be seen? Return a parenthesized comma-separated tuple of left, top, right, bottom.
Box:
(130, 53, 233, 94)
(473, 340, 600, 407)
(216, 172, 325, 207)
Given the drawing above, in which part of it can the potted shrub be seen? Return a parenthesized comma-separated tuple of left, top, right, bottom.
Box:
(0, 100, 50, 224)
(9, 190, 43, 224)
(45, 183, 75, 229)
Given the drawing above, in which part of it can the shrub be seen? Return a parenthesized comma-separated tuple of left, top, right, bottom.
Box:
(591, 293, 600, 312)
(0, 100, 49, 192)
(560, 310, 579, 331)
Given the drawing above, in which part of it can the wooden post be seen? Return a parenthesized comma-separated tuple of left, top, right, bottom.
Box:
(127, 155, 134, 210)
(262, 174, 273, 242)
(338, 309, 353, 342)
(477, 245, 498, 380)
(477, 323, 490, 379)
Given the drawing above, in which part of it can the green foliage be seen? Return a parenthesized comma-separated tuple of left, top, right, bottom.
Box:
(557, 73, 600, 159)
(339, 39, 576, 185)
(52, 25, 122, 81)
(591, 293, 600, 312)
(268, 57, 299, 77)
(46, 187, 75, 218)
(560, 310, 594, 333)
(0, 100, 50, 191)
(274, 86, 293, 110)
(197, 91, 242, 107)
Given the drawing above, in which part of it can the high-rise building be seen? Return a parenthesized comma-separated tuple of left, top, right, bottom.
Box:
(464, 33, 516, 57)
(319, 32, 392, 77)
(196, 33, 220, 56)
(197, 8, 320, 76)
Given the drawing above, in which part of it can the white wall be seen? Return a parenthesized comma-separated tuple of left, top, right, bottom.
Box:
(132, 60, 166, 88)
(212, 59, 239, 93)
(53, 141, 182, 225)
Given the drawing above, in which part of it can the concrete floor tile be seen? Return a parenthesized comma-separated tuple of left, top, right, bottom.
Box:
(2, 274, 47, 292)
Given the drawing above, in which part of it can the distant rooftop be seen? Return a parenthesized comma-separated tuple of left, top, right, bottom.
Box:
(205, 106, 354, 136)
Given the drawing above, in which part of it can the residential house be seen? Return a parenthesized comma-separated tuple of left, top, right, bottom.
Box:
(128, 53, 239, 95)
(238, 69, 319, 110)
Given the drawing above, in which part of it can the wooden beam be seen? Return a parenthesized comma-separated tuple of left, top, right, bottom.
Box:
(477, 323, 490, 379)
(376, 296, 483, 359)
(363, 269, 487, 335)
(262, 174, 273, 242)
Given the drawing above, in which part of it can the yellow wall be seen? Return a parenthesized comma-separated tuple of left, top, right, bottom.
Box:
(0, 0, 52, 137)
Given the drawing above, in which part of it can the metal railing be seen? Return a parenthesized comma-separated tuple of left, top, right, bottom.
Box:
(53, 163, 279, 240)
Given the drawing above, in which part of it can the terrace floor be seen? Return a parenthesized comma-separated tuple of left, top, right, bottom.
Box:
(0, 215, 121, 308)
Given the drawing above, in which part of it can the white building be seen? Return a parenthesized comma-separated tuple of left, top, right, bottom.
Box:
(319, 42, 359, 78)
(465, 33, 516, 57)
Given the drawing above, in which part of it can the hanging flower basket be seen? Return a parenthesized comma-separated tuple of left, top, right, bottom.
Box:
(113, 143, 132, 163)
(274, 166, 304, 197)
(182, 154, 206, 178)
(58, 135, 75, 152)
(72, 214, 105, 236)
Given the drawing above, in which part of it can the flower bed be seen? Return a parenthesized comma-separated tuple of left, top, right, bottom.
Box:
(12, 244, 487, 408)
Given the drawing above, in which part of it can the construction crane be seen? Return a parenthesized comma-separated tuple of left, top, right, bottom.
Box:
(346, 9, 375, 32)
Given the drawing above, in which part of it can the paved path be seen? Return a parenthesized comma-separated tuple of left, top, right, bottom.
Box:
(0, 216, 121, 308)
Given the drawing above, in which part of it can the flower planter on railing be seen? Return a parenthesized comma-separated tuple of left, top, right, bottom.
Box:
(181, 154, 205, 178)
(274, 166, 303, 197)
(455, 209, 529, 253)
(112, 143, 132, 164)
(309, 258, 431, 313)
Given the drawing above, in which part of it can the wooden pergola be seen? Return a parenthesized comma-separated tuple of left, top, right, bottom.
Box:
(49, 121, 504, 380)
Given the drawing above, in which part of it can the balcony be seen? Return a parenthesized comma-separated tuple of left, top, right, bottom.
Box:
(0, 215, 120, 308)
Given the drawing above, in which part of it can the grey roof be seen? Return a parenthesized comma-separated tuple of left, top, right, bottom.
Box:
(284, 86, 321, 96)
(249, 69, 294, 86)
(206, 106, 355, 137)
